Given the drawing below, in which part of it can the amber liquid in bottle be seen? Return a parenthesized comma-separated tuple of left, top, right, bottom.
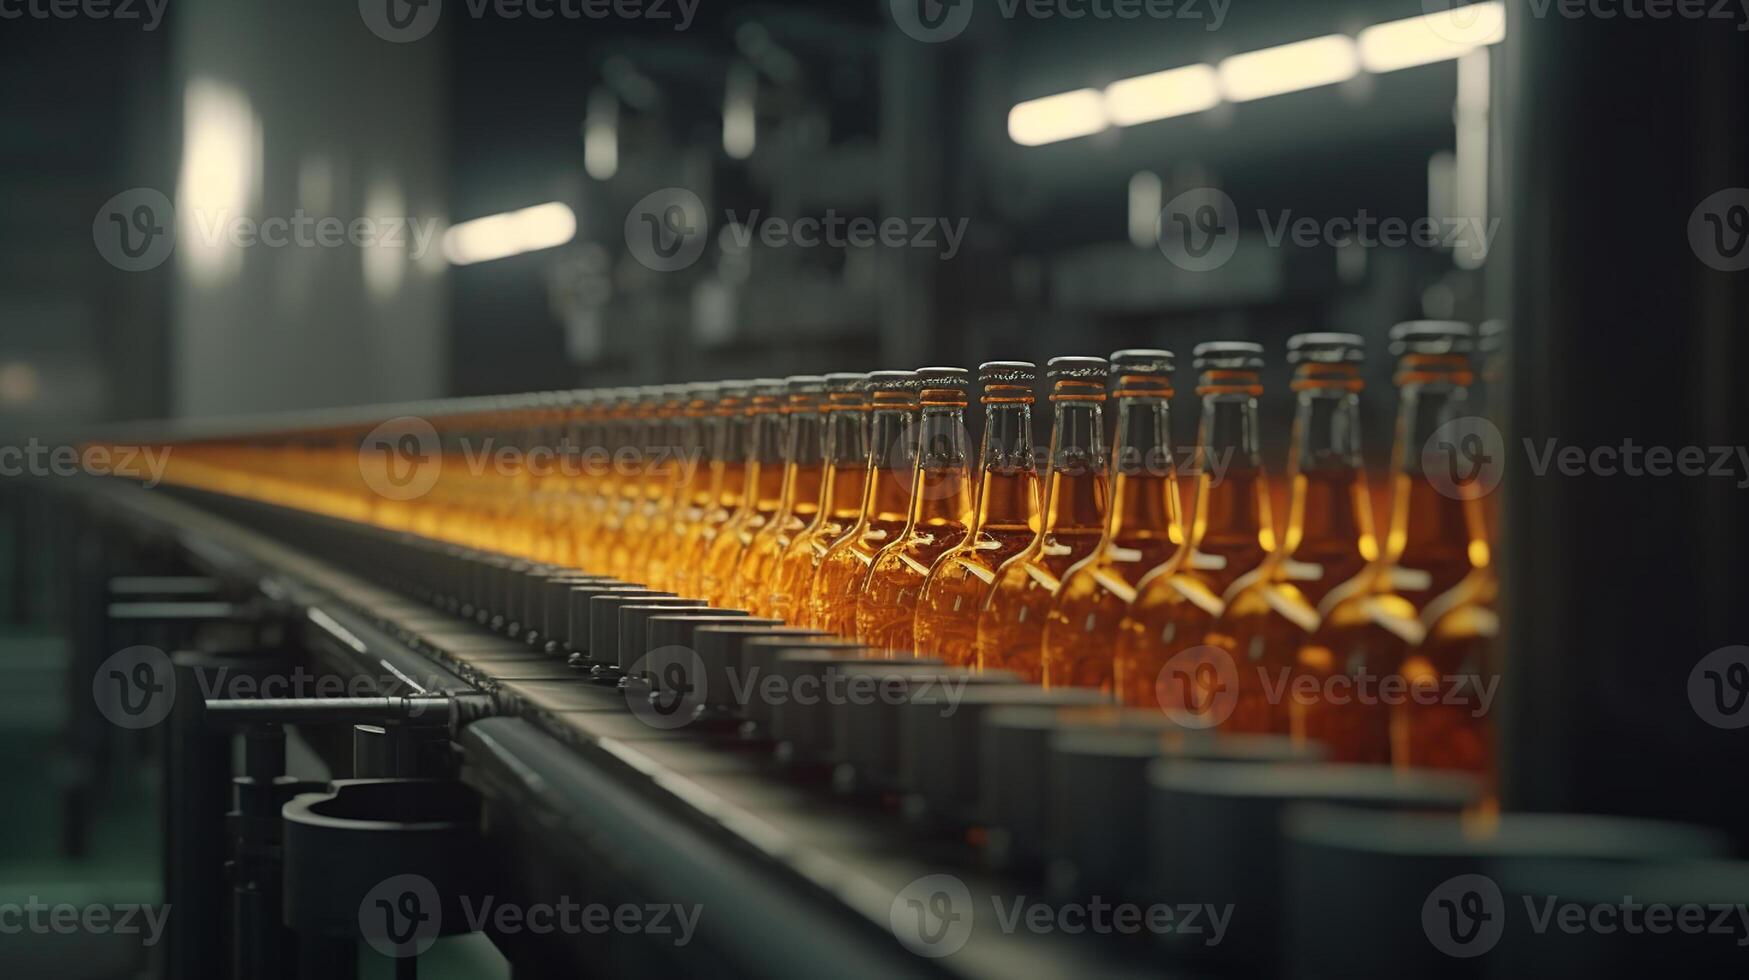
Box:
(1041, 351, 1183, 693)
(774, 375, 871, 627)
(652, 384, 722, 592)
(1297, 325, 1483, 764)
(675, 384, 753, 598)
(858, 369, 976, 656)
(567, 393, 608, 572)
(1404, 320, 1502, 778)
(700, 380, 787, 605)
(640, 385, 706, 584)
(1119, 347, 1275, 710)
(1207, 337, 1376, 735)
(738, 378, 827, 615)
(975, 358, 1109, 681)
(914, 363, 1041, 665)
(812, 372, 918, 638)
(615, 386, 668, 577)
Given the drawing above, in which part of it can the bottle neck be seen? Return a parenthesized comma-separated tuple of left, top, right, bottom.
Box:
(1283, 381, 1374, 560)
(1191, 378, 1271, 553)
(1043, 391, 1108, 535)
(975, 398, 1038, 532)
(908, 398, 975, 526)
(859, 400, 917, 526)
(779, 408, 826, 517)
(821, 403, 871, 519)
(745, 404, 788, 512)
(1106, 394, 1182, 543)
(1390, 377, 1487, 570)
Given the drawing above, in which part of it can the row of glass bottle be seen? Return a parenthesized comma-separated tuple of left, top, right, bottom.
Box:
(145, 323, 1497, 774)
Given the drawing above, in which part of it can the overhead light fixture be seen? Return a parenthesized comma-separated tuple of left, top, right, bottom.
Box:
(1104, 64, 1220, 127)
(442, 202, 576, 266)
(1009, 7, 1509, 146)
(1008, 88, 1108, 147)
(1358, 2, 1505, 73)
(1219, 34, 1360, 102)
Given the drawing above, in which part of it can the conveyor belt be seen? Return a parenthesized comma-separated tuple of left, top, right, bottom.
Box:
(70, 477, 1160, 979)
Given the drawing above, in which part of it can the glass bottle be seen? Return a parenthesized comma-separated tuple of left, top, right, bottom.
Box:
(811, 370, 919, 638)
(1118, 342, 1274, 708)
(1296, 321, 1482, 764)
(699, 379, 789, 605)
(1040, 350, 1183, 692)
(857, 367, 976, 655)
(606, 386, 666, 579)
(975, 356, 1110, 681)
(567, 390, 610, 572)
(674, 381, 754, 597)
(1203, 334, 1375, 735)
(913, 362, 1042, 665)
(1404, 319, 1503, 777)
(641, 382, 716, 590)
(737, 376, 828, 614)
(585, 388, 639, 572)
(771, 373, 871, 626)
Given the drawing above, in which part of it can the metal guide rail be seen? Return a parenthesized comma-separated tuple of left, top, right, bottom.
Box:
(66, 476, 1159, 979)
